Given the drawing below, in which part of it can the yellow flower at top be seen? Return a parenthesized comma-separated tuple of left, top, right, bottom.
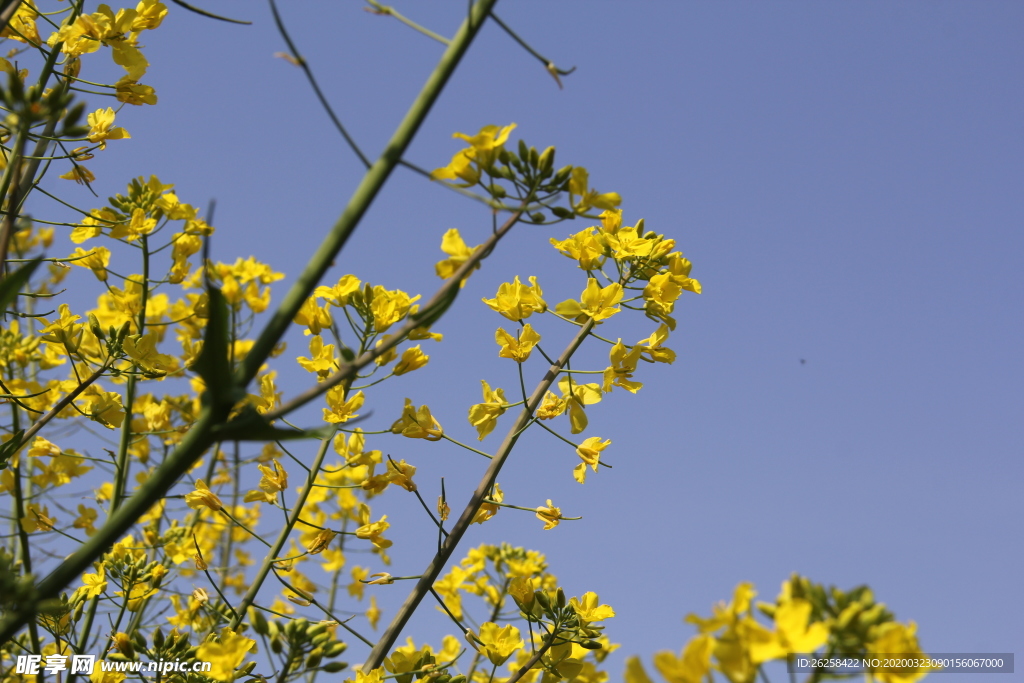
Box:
(482, 276, 546, 321)
(431, 124, 517, 187)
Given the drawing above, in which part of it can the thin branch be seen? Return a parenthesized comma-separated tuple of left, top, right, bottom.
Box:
(268, 0, 371, 168)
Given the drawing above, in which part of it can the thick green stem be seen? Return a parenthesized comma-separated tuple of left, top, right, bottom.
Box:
(236, 0, 498, 388)
(0, 406, 222, 642)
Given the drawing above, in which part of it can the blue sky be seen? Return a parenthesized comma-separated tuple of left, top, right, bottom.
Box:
(49, 0, 1022, 677)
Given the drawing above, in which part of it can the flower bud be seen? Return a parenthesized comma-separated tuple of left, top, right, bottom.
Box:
(89, 313, 104, 341)
(537, 146, 555, 175)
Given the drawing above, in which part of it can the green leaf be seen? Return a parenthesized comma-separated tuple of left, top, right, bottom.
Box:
(0, 259, 41, 312)
(211, 405, 334, 442)
(191, 284, 240, 410)
(0, 430, 25, 470)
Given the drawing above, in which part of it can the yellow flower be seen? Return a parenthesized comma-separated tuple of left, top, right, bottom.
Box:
(651, 635, 715, 683)
(386, 459, 417, 492)
(256, 460, 288, 498)
(472, 483, 503, 524)
(550, 227, 607, 270)
(123, 333, 177, 374)
(495, 324, 540, 363)
(535, 500, 563, 530)
(555, 278, 623, 323)
(603, 340, 644, 394)
(306, 529, 336, 555)
(569, 167, 621, 213)
(574, 437, 610, 484)
(78, 567, 107, 600)
(20, 504, 56, 532)
(81, 388, 125, 429)
(435, 228, 481, 283)
(115, 77, 157, 106)
(367, 595, 382, 630)
(195, 627, 256, 682)
(477, 622, 524, 666)
(1, 0, 40, 45)
(638, 324, 676, 364)
(747, 598, 829, 664)
(73, 505, 98, 535)
(370, 286, 420, 333)
(323, 388, 364, 424)
(482, 276, 546, 321)
(86, 107, 130, 148)
(295, 295, 333, 335)
(393, 345, 429, 376)
(569, 592, 615, 623)
(315, 274, 362, 306)
(467, 380, 506, 441)
(69, 246, 110, 281)
(185, 479, 222, 511)
(69, 209, 118, 243)
(109, 207, 157, 242)
(297, 335, 336, 379)
(390, 398, 443, 440)
(866, 621, 935, 683)
(557, 377, 603, 434)
(40, 304, 84, 354)
(355, 503, 392, 549)
(431, 123, 516, 186)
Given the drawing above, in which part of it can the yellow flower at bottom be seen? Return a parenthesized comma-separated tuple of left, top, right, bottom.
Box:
(195, 627, 256, 682)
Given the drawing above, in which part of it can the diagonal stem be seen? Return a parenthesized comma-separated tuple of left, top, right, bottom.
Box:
(364, 316, 596, 668)
(236, 0, 499, 388)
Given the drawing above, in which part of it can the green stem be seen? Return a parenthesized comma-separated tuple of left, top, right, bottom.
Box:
(366, 0, 451, 46)
(236, 0, 498, 389)
(228, 428, 336, 630)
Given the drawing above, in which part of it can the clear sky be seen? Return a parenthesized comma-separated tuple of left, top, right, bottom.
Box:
(54, 0, 1022, 677)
